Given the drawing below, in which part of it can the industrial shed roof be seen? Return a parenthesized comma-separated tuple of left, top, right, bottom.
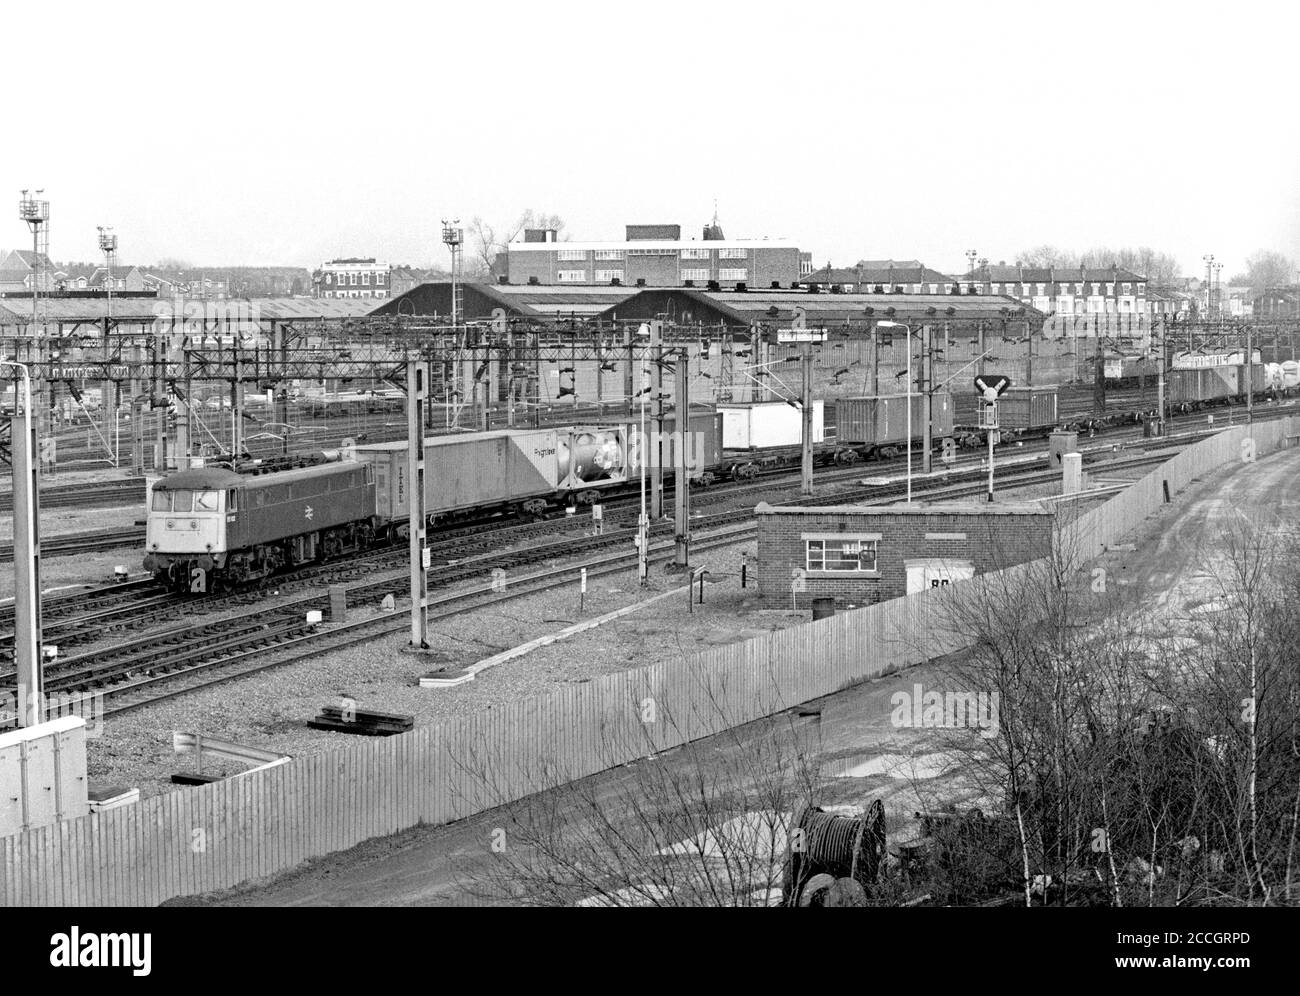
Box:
(375, 282, 638, 319)
(591, 288, 1043, 327)
(0, 295, 380, 327)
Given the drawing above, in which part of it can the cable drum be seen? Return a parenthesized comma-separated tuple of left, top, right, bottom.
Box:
(782, 800, 886, 906)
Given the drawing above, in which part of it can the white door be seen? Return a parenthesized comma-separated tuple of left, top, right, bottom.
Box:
(905, 558, 975, 595)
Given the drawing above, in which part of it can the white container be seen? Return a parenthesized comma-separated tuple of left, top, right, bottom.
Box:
(719, 400, 825, 450)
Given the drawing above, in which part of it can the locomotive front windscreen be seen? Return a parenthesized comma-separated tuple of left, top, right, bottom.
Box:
(153, 489, 221, 512)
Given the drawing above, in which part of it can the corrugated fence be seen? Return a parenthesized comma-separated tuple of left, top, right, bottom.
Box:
(3, 418, 1295, 906)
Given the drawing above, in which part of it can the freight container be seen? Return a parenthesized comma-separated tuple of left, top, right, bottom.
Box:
(718, 400, 825, 449)
(1283, 360, 1300, 391)
(356, 428, 563, 522)
(836, 392, 954, 453)
(1167, 365, 1262, 405)
(624, 410, 722, 479)
(996, 386, 1058, 430)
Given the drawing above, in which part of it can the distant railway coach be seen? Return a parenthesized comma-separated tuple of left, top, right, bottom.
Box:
(144, 461, 376, 590)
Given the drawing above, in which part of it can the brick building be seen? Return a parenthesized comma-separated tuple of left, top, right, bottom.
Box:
(754, 501, 1055, 609)
(960, 262, 1147, 316)
(801, 261, 957, 294)
(313, 257, 391, 299)
(503, 219, 803, 289)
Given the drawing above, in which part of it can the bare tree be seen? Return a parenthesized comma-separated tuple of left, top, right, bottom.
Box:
(452, 693, 828, 907)
(1014, 245, 1181, 284)
(469, 209, 567, 279)
(1231, 250, 1297, 292)
(925, 508, 1300, 907)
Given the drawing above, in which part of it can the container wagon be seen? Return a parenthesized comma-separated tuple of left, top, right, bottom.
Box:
(621, 409, 723, 485)
(954, 386, 1058, 439)
(836, 392, 955, 459)
(356, 425, 630, 527)
(356, 412, 724, 529)
(1167, 364, 1265, 407)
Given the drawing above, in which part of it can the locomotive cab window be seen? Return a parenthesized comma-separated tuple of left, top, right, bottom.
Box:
(151, 490, 171, 511)
(170, 490, 195, 513)
(228, 490, 238, 512)
(194, 490, 220, 512)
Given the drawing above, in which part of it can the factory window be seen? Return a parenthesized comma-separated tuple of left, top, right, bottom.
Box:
(594, 249, 625, 260)
(594, 269, 624, 283)
(680, 248, 710, 260)
(1122, 282, 1131, 295)
(556, 249, 587, 261)
(806, 536, 878, 573)
(1106, 283, 1115, 296)
(718, 248, 748, 259)
(681, 268, 710, 283)
(375, 271, 386, 284)
(348, 272, 357, 286)
(718, 267, 748, 282)
(557, 270, 587, 282)
(361, 272, 370, 285)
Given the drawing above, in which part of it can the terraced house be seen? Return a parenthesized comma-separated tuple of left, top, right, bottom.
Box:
(959, 261, 1147, 315)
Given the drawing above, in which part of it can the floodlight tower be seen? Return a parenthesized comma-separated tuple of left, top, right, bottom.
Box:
(1203, 254, 1215, 320)
(98, 226, 119, 461)
(441, 219, 466, 418)
(18, 190, 49, 330)
(441, 219, 464, 328)
(18, 190, 50, 442)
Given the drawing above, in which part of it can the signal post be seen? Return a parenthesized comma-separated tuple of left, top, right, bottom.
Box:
(974, 374, 1012, 502)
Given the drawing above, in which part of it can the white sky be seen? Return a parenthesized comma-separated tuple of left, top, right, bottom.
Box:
(3, 0, 1297, 278)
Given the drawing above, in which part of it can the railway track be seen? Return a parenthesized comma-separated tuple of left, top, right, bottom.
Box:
(0, 477, 145, 513)
(1, 446, 1181, 720)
